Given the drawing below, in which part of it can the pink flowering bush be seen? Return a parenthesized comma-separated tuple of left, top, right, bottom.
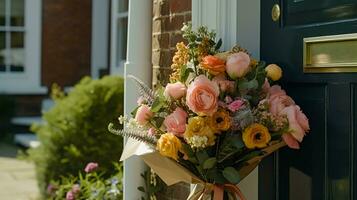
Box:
(47, 163, 123, 200)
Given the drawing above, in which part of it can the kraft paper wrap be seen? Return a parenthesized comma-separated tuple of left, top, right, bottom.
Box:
(121, 138, 286, 199)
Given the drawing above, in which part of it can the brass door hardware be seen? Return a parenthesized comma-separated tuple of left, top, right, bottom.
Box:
(303, 33, 357, 73)
(272, 4, 280, 22)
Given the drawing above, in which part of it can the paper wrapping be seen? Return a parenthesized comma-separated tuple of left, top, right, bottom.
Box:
(121, 138, 203, 186)
(121, 138, 286, 199)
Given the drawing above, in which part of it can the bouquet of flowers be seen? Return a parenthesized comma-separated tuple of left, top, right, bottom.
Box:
(109, 24, 310, 200)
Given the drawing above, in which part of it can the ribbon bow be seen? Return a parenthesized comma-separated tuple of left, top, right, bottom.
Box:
(212, 184, 246, 200)
(188, 183, 247, 200)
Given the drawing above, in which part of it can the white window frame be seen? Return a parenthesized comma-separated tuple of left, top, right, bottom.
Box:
(110, 0, 128, 75)
(91, 0, 109, 79)
(0, 0, 46, 94)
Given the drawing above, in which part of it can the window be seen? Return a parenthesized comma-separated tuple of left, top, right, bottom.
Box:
(0, 0, 44, 94)
(110, 0, 128, 75)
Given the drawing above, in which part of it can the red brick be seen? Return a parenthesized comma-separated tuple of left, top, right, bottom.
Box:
(42, 0, 91, 87)
(185, 12, 192, 22)
(169, 33, 184, 48)
(169, 0, 191, 13)
(160, 0, 170, 16)
(164, 15, 185, 32)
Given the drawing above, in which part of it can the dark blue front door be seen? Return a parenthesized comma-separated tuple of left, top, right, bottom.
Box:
(260, 0, 357, 199)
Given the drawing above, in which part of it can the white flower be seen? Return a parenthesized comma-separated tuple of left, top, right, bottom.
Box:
(118, 115, 127, 124)
(186, 135, 209, 148)
(181, 24, 189, 32)
(126, 118, 142, 130)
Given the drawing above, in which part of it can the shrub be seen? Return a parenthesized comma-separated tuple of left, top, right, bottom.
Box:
(28, 76, 124, 197)
(48, 162, 123, 200)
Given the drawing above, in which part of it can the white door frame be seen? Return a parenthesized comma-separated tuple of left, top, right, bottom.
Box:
(192, 1, 261, 199)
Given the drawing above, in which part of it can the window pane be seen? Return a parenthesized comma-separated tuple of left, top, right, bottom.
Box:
(0, 31, 5, 70)
(0, 0, 5, 26)
(116, 17, 127, 66)
(10, 31, 24, 70)
(10, 0, 24, 26)
(118, 0, 128, 13)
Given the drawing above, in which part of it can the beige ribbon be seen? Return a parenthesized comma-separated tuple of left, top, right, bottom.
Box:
(188, 183, 247, 200)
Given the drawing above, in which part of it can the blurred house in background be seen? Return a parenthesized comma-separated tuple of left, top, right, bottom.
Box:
(0, 0, 128, 119)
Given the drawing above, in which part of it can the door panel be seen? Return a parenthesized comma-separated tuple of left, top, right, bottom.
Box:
(260, 0, 357, 199)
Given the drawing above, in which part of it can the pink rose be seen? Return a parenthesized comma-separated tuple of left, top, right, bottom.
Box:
(186, 75, 219, 116)
(280, 105, 310, 142)
(226, 52, 251, 79)
(84, 162, 98, 173)
(268, 85, 295, 115)
(164, 82, 186, 99)
(135, 105, 154, 125)
(228, 100, 244, 112)
(268, 85, 286, 100)
(212, 74, 235, 93)
(282, 133, 300, 149)
(163, 107, 188, 135)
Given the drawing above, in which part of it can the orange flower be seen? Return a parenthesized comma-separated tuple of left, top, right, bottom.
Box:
(242, 123, 271, 149)
(200, 55, 226, 75)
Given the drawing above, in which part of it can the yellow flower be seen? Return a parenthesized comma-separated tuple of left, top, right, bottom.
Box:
(184, 116, 216, 147)
(242, 123, 271, 149)
(170, 42, 190, 82)
(209, 110, 231, 132)
(265, 64, 282, 81)
(157, 133, 182, 160)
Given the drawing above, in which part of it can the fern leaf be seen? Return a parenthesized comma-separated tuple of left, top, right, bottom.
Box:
(108, 123, 157, 146)
(127, 75, 155, 105)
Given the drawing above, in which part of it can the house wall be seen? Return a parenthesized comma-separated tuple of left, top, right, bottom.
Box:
(152, 0, 191, 87)
(151, 0, 191, 199)
(41, 0, 92, 87)
(7, 1, 93, 117)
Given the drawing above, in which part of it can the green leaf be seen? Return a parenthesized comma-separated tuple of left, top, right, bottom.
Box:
(218, 133, 245, 163)
(150, 98, 165, 112)
(222, 167, 241, 184)
(203, 157, 217, 169)
(180, 65, 194, 83)
(196, 150, 209, 165)
(131, 105, 140, 117)
(152, 117, 165, 128)
(137, 186, 145, 193)
(215, 38, 222, 50)
(235, 150, 263, 165)
(206, 168, 226, 184)
(238, 79, 258, 91)
(181, 143, 197, 164)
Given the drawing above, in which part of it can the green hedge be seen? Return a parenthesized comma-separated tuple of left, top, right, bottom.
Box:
(29, 76, 124, 197)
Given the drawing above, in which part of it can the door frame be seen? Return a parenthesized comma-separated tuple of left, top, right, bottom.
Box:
(192, 1, 261, 199)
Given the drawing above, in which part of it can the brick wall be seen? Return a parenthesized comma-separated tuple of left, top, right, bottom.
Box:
(151, 0, 192, 199)
(152, 0, 191, 87)
(41, 0, 92, 87)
